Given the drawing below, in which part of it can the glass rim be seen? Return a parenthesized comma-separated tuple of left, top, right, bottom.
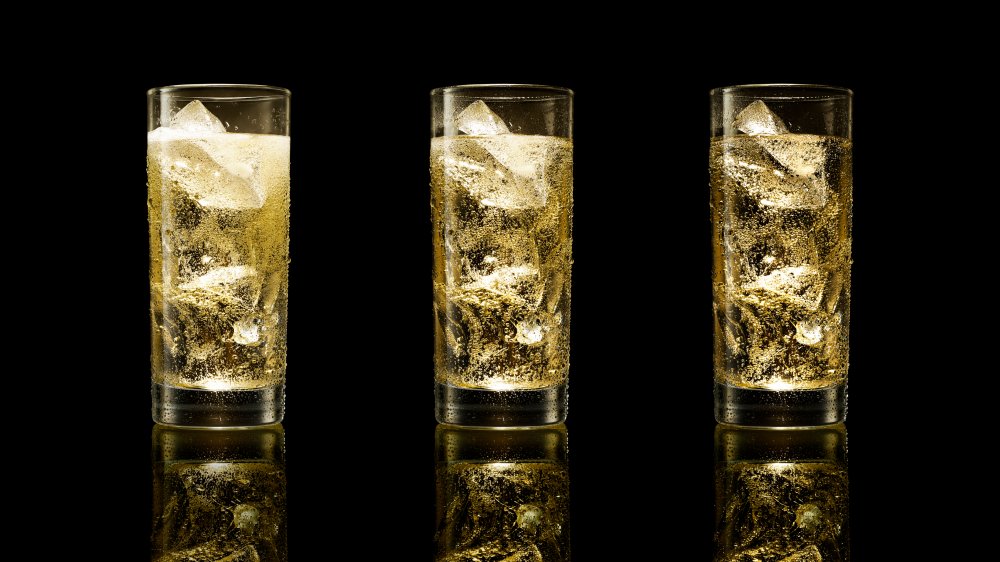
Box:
(710, 83, 852, 99)
(431, 83, 574, 99)
(147, 84, 290, 101)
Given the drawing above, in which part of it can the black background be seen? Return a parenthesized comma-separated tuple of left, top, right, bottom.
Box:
(26, 39, 978, 559)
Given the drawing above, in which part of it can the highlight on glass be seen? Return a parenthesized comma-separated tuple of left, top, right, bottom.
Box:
(148, 84, 290, 426)
(431, 84, 574, 426)
(710, 84, 852, 426)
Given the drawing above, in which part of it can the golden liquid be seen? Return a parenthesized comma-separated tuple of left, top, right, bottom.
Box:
(431, 135, 573, 390)
(152, 461, 287, 561)
(715, 462, 849, 561)
(436, 461, 570, 561)
(711, 135, 852, 390)
(148, 133, 290, 390)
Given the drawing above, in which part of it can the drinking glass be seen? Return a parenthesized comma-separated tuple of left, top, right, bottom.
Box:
(711, 84, 852, 425)
(431, 85, 573, 426)
(148, 84, 290, 426)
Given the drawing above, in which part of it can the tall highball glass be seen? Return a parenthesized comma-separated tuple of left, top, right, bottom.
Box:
(431, 85, 573, 426)
(711, 85, 852, 425)
(148, 85, 290, 426)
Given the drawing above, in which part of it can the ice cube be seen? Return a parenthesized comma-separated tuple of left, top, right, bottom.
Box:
(756, 135, 827, 178)
(175, 266, 260, 309)
(777, 545, 822, 562)
(794, 318, 825, 346)
(154, 135, 266, 210)
(745, 265, 824, 311)
(179, 265, 256, 290)
(486, 135, 544, 184)
(468, 265, 540, 297)
(456, 222, 539, 285)
(449, 101, 553, 209)
(721, 143, 827, 210)
(232, 317, 261, 346)
(440, 137, 547, 210)
(727, 101, 830, 209)
(453, 236, 543, 310)
(515, 316, 546, 345)
(148, 101, 267, 210)
(516, 503, 544, 532)
(456, 100, 510, 136)
(735, 100, 789, 136)
(795, 503, 822, 531)
(171, 100, 228, 134)
(231, 503, 260, 531)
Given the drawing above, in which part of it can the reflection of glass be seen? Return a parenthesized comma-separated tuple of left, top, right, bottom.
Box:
(152, 425, 287, 561)
(435, 425, 570, 560)
(714, 424, 849, 561)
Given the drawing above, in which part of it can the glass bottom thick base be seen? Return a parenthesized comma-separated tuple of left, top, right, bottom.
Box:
(435, 382, 567, 427)
(714, 381, 846, 426)
(153, 383, 285, 427)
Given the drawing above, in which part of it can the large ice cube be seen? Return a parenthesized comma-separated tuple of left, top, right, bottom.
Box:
(756, 135, 827, 178)
(448, 100, 550, 208)
(440, 137, 547, 209)
(487, 135, 545, 184)
(456, 100, 510, 135)
(721, 143, 827, 210)
(466, 265, 540, 299)
(149, 101, 265, 210)
(461, 242, 538, 285)
(728, 100, 829, 209)
(738, 236, 808, 281)
(179, 265, 256, 290)
(744, 265, 824, 311)
(735, 100, 789, 136)
(171, 100, 228, 134)
(153, 135, 265, 210)
(148, 101, 227, 141)
(175, 265, 260, 309)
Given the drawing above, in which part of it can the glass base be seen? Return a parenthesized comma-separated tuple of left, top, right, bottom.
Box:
(152, 383, 284, 427)
(714, 381, 846, 426)
(435, 382, 567, 427)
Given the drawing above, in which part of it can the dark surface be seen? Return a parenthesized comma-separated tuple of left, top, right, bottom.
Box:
(26, 41, 977, 559)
